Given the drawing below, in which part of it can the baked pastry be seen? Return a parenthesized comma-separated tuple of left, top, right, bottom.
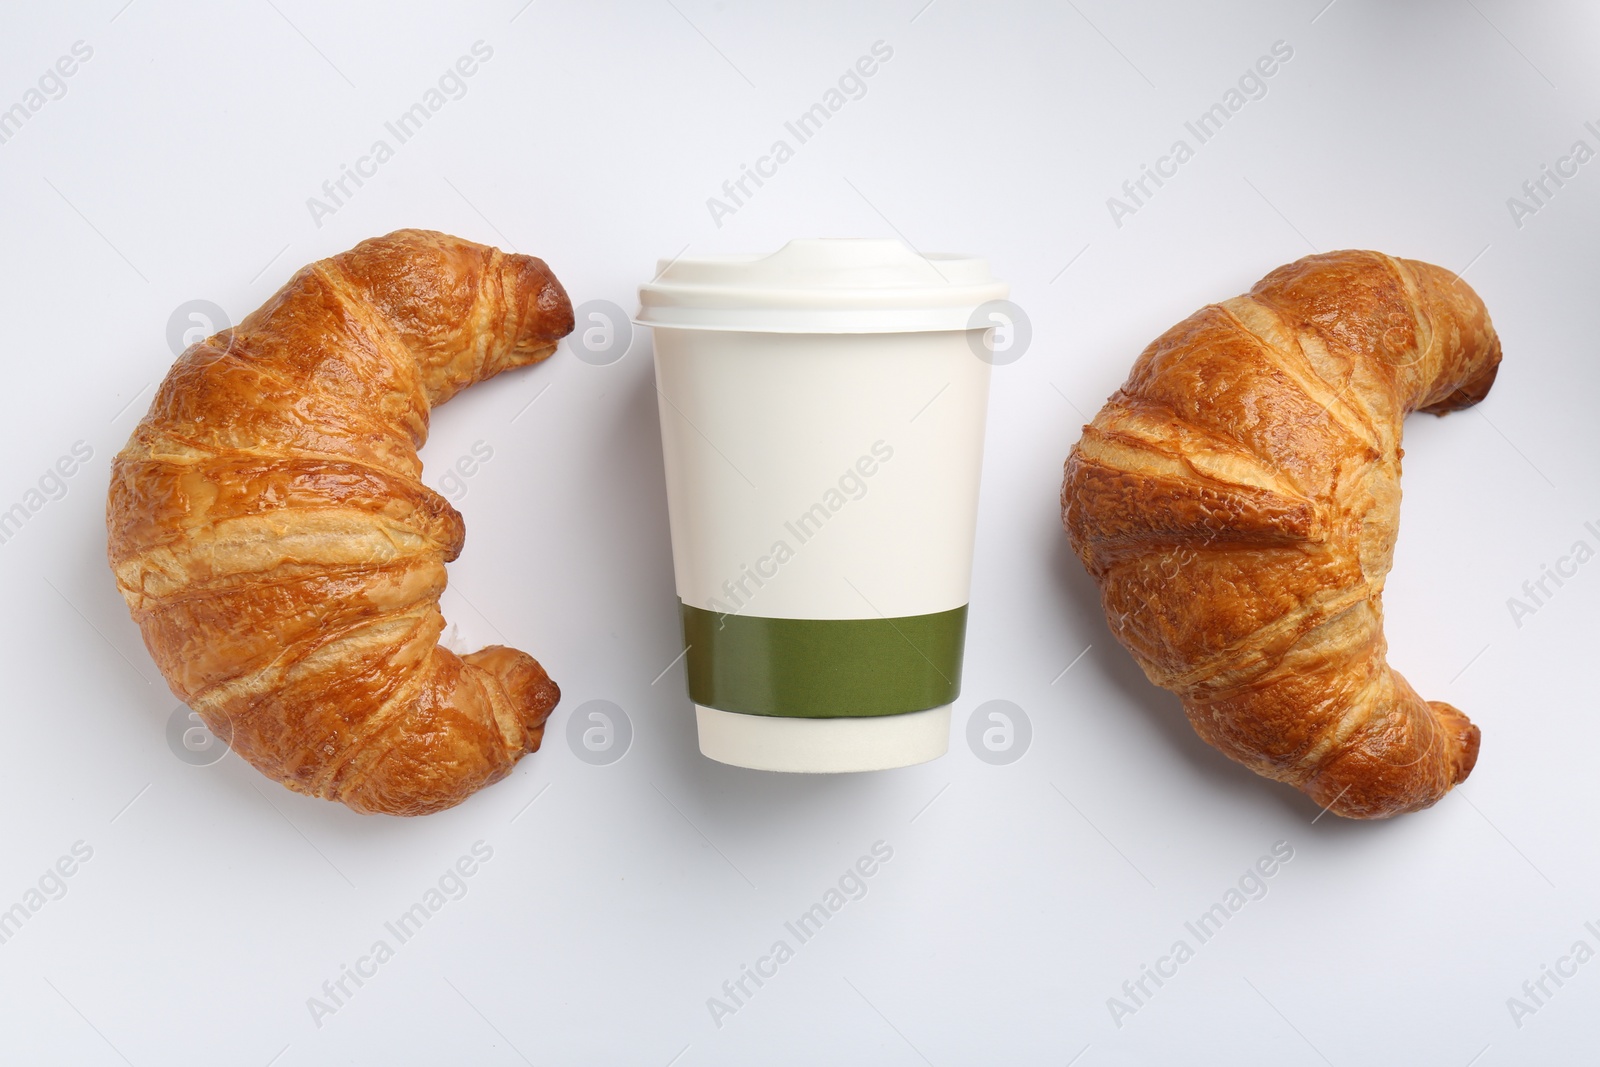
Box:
(108, 230, 573, 816)
(1061, 251, 1499, 818)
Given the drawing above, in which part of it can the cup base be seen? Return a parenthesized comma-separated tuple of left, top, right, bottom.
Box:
(695, 705, 950, 773)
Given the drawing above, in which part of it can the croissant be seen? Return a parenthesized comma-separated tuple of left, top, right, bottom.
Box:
(107, 229, 573, 816)
(1062, 251, 1500, 819)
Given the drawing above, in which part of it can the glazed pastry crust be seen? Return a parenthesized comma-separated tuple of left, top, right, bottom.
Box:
(1062, 251, 1499, 819)
(108, 230, 573, 816)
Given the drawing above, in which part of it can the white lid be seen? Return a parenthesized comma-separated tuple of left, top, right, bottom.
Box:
(636, 238, 1009, 333)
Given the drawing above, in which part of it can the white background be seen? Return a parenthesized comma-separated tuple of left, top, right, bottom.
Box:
(1, 1, 1596, 1064)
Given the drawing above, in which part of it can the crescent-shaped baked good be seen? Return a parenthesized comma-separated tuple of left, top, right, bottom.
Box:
(1062, 251, 1499, 818)
(108, 229, 573, 816)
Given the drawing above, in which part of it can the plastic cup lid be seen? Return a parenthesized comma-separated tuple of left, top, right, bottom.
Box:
(635, 238, 1009, 333)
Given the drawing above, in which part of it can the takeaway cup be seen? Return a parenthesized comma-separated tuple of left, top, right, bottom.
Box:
(637, 239, 1007, 772)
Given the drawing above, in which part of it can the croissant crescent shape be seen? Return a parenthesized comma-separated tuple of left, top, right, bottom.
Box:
(108, 229, 574, 816)
(1062, 251, 1500, 819)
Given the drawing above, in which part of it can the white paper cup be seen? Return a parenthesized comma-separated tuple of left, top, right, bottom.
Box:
(637, 239, 1006, 772)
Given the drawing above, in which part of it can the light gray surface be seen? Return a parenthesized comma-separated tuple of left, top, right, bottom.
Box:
(1, 1, 1595, 1063)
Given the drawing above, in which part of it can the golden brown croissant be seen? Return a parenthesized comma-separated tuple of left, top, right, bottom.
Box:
(1062, 250, 1500, 819)
(108, 229, 573, 816)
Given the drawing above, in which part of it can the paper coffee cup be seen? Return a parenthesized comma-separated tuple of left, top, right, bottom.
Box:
(637, 239, 1007, 772)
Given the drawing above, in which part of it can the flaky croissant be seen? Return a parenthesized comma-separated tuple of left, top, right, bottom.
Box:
(1062, 251, 1500, 819)
(108, 229, 573, 816)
